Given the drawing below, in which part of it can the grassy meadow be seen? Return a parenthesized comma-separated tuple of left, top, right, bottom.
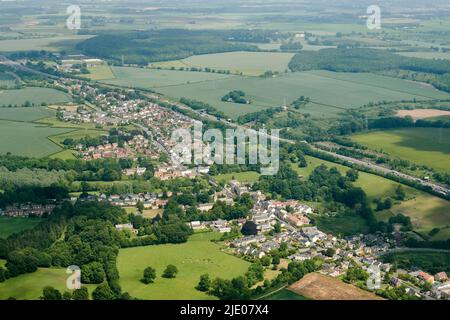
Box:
(213, 171, 260, 183)
(117, 232, 250, 300)
(0, 268, 97, 300)
(0, 106, 55, 122)
(351, 128, 450, 173)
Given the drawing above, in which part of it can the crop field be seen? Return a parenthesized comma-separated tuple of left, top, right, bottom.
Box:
(0, 106, 55, 122)
(0, 73, 17, 88)
(0, 87, 71, 106)
(0, 268, 97, 300)
(288, 272, 383, 300)
(103, 66, 237, 88)
(0, 120, 73, 157)
(117, 232, 250, 300)
(396, 109, 450, 121)
(396, 51, 450, 60)
(351, 128, 450, 173)
(155, 70, 450, 119)
(152, 51, 295, 76)
(0, 217, 41, 239)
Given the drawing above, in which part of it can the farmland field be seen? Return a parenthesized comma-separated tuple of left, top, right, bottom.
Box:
(0, 268, 96, 300)
(0, 106, 55, 122)
(48, 129, 108, 147)
(0, 35, 93, 52)
(264, 288, 308, 300)
(0, 87, 71, 106)
(103, 66, 237, 88)
(288, 272, 383, 300)
(152, 51, 295, 76)
(351, 128, 450, 173)
(0, 120, 72, 157)
(117, 232, 250, 300)
(155, 70, 450, 119)
(396, 109, 450, 121)
(0, 217, 41, 239)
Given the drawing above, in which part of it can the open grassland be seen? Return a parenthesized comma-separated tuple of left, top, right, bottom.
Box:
(103, 66, 237, 88)
(48, 149, 77, 160)
(86, 65, 116, 80)
(117, 232, 250, 300)
(213, 171, 260, 183)
(288, 272, 383, 300)
(152, 51, 295, 76)
(0, 120, 72, 157)
(155, 70, 450, 119)
(351, 128, 450, 173)
(0, 106, 55, 122)
(0, 268, 96, 300)
(0, 87, 71, 106)
(294, 156, 450, 238)
(0, 217, 41, 239)
(389, 194, 450, 234)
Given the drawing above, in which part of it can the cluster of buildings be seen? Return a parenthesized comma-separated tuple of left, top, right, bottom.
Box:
(154, 165, 210, 181)
(0, 203, 56, 217)
(100, 192, 169, 209)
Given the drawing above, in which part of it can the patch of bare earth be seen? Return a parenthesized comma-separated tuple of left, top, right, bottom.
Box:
(288, 272, 383, 300)
(397, 109, 450, 121)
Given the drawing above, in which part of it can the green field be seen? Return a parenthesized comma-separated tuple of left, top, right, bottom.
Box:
(152, 51, 295, 76)
(48, 129, 108, 147)
(0, 35, 94, 52)
(117, 232, 250, 300)
(0, 87, 71, 106)
(0, 268, 97, 300)
(155, 70, 450, 119)
(293, 156, 450, 238)
(86, 65, 116, 80)
(0, 106, 55, 122)
(382, 250, 450, 274)
(351, 128, 450, 173)
(213, 171, 260, 183)
(0, 217, 41, 238)
(103, 66, 237, 88)
(0, 120, 73, 157)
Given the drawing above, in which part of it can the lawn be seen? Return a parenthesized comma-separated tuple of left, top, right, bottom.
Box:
(0, 87, 71, 106)
(0, 120, 73, 157)
(0, 268, 97, 300)
(351, 128, 450, 173)
(0, 217, 41, 238)
(213, 171, 260, 183)
(155, 70, 450, 119)
(117, 232, 250, 300)
(152, 51, 295, 76)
